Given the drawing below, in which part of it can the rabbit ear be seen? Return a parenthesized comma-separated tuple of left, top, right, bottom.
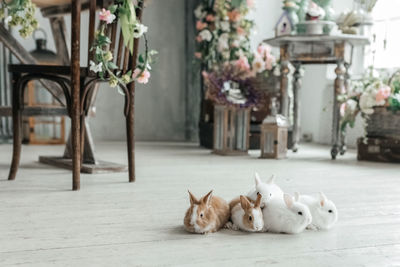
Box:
(188, 190, 199, 206)
(267, 175, 275, 184)
(254, 193, 262, 208)
(294, 192, 300, 201)
(202, 190, 213, 206)
(240, 195, 251, 210)
(319, 192, 327, 207)
(255, 172, 261, 186)
(284, 193, 294, 208)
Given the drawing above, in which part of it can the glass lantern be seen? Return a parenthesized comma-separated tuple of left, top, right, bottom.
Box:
(213, 104, 250, 155)
(260, 97, 289, 159)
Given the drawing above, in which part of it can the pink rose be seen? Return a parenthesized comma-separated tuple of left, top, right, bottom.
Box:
(235, 56, 250, 71)
(133, 68, 151, 84)
(247, 0, 255, 8)
(228, 10, 241, 22)
(265, 55, 276, 70)
(99, 8, 116, 24)
(206, 14, 215, 22)
(194, 52, 202, 59)
(375, 85, 391, 104)
(236, 27, 246, 36)
(196, 21, 207, 31)
(340, 103, 346, 117)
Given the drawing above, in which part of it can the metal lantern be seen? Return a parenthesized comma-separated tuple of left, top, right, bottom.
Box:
(260, 97, 288, 159)
(22, 29, 65, 144)
(213, 104, 250, 155)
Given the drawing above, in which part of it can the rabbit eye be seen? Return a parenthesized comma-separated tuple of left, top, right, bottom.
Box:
(298, 211, 303, 216)
(200, 213, 204, 218)
(249, 215, 252, 221)
(328, 210, 333, 213)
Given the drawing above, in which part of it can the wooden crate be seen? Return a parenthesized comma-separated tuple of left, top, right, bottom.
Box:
(357, 137, 400, 163)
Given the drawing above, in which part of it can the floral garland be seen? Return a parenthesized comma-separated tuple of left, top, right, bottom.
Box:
(1, 0, 156, 89)
(194, 0, 255, 68)
(339, 68, 400, 133)
(0, 0, 38, 38)
(90, 0, 157, 88)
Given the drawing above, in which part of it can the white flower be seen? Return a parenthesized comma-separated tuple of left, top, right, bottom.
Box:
(199, 29, 212, 42)
(220, 21, 230, 32)
(133, 23, 148, 38)
(231, 39, 240, 48)
(346, 99, 358, 111)
(194, 5, 206, 19)
(218, 33, 229, 52)
(4, 16, 12, 26)
(89, 60, 103, 73)
(252, 56, 265, 73)
(359, 92, 376, 115)
(273, 67, 281, 76)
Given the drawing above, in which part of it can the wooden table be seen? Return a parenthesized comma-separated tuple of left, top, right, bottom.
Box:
(264, 34, 369, 159)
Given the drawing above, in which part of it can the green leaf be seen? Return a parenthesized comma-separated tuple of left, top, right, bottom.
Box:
(231, 0, 245, 8)
(108, 5, 118, 13)
(108, 62, 118, 70)
(138, 54, 144, 63)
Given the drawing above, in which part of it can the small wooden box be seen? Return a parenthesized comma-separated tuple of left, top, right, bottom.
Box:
(357, 137, 400, 163)
(213, 105, 250, 155)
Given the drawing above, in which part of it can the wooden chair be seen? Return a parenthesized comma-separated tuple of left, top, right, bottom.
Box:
(7, 0, 143, 190)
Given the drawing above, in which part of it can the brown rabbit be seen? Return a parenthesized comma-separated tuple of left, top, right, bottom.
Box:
(184, 190, 230, 234)
(228, 194, 264, 232)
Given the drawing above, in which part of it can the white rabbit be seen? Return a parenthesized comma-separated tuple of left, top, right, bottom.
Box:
(295, 192, 338, 230)
(262, 193, 312, 234)
(228, 194, 264, 232)
(184, 190, 230, 234)
(247, 172, 284, 207)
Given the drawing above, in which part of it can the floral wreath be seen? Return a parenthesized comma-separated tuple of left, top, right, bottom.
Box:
(203, 63, 265, 109)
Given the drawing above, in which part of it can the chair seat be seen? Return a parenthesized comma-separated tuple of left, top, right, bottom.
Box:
(9, 64, 91, 77)
(22, 106, 68, 116)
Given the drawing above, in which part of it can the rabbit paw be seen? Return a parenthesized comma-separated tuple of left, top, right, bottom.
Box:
(306, 224, 318, 231)
(224, 221, 234, 229)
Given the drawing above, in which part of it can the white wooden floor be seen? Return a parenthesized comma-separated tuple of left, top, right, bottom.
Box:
(0, 142, 399, 266)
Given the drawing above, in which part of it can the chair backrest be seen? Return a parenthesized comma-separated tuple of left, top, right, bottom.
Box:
(87, 0, 144, 74)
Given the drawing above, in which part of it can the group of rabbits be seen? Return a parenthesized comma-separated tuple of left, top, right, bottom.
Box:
(184, 173, 338, 234)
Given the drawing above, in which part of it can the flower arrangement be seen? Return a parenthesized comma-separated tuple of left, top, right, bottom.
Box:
(90, 0, 157, 88)
(194, 0, 255, 68)
(0, 0, 38, 38)
(252, 42, 280, 77)
(339, 69, 400, 133)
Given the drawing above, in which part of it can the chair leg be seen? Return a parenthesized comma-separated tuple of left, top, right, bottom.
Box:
(8, 74, 22, 181)
(126, 95, 135, 183)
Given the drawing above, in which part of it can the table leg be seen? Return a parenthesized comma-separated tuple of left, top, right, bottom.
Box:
(331, 60, 345, 159)
(279, 48, 290, 118)
(292, 62, 302, 152)
(340, 62, 351, 155)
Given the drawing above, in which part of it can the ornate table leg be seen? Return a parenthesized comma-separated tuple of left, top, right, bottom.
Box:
(331, 61, 345, 159)
(279, 45, 290, 118)
(340, 62, 351, 155)
(292, 62, 302, 152)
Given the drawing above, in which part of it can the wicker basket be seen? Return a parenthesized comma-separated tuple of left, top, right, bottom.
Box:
(366, 107, 400, 139)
